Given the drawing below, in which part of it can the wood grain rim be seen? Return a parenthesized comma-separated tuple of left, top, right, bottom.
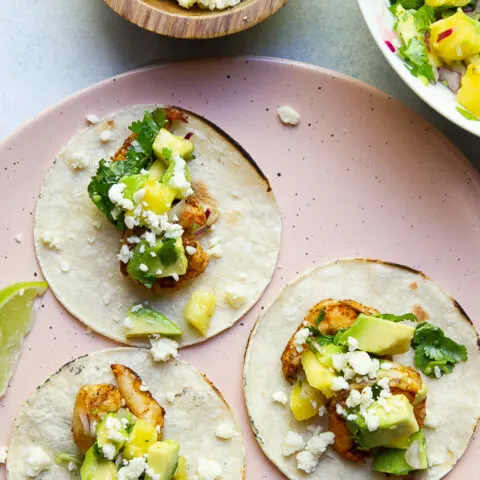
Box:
(103, 0, 289, 39)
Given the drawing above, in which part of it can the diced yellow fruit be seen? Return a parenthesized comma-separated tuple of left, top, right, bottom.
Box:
(468, 53, 480, 67)
(425, 0, 469, 7)
(173, 456, 188, 480)
(300, 350, 336, 399)
(457, 64, 480, 115)
(185, 290, 216, 336)
(430, 10, 480, 62)
(153, 129, 194, 161)
(290, 380, 327, 421)
(143, 180, 177, 215)
(123, 419, 158, 460)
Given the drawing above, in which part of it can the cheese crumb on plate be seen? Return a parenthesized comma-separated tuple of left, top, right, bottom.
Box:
(277, 105, 301, 126)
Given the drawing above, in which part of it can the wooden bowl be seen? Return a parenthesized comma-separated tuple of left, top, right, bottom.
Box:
(104, 0, 289, 39)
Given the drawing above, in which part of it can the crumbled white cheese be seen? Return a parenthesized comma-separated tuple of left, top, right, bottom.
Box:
(282, 431, 306, 456)
(99, 130, 113, 143)
(40, 231, 61, 250)
(102, 443, 116, 460)
(347, 351, 380, 378)
(167, 155, 193, 198)
(139, 263, 149, 272)
(347, 336, 359, 352)
(197, 458, 223, 479)
(215, 422, 237, 440)
(171, 273, 180, 282)
(127, 236, 141, 244)
(277, 105, 301, 126)
(164, 391, 175, 403)
(346, 389, 362, 408)
(150, 337, 179, 362)
(66, 152, 89, 170)
(86, 114, 100, 124)
(318, 405, 326, 417)
(67, 461, 77, 471)
(143, 231, 157, 247)
(139, 244, 146, 254)
(186, 245, 197, 255)
(131, 304, 143, 313)
(296, 431, 335, 473)
(14, 233, 22, 243)
(335, 404, 347, 416)
(155, 269, 163, 275)
(363, 410, 380, 432)
(133, 188, 146, 204)
(381, 361, 393, 370)
(60, 260, 70, 272)
(117, 457, 147, 480)
(293, 327, 310, 353)
(0, 446, 7, 464)
(108, 183, 134, 211)
(124, 317, 134, 329)
(224, 287, 245, 309)
(139, 384, 149, 392)
(424, 409, 439, 429)
(178, 0, 241, 11)
(331, 376, 349, 391)
(118, 244, 134, 264)
(24, 446, 52, 477)
(331, 354, 347, 372)
(347, 414, 358, 421)
(206, 243, 223, 259)
(272, 391, 288, 405)
(434, 366, 442, 379)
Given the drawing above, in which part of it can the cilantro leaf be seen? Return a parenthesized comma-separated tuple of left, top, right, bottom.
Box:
(315, 309, 326, 326)
(411, 322, 468, 378)
(157, 238, 178, 267)
(399, 37, 435, 82)
(371, 383, 383, 401)
(414, 5, 435, 33)
(390, 0, 424, 9)
(375, 313, 418, 322)
(152, 108, 168, 129)
(87, 152, 152, 230)
(129, 109, 163, 156)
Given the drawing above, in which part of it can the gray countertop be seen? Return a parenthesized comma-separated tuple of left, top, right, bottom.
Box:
(1, 0, 478, 168)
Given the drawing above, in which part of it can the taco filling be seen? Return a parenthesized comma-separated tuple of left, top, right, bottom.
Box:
(280, 299, 468, 476)
(87, 107, 218, 292)
(68, 364, 185, 479)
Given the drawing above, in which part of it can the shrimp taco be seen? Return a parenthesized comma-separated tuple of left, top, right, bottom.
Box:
(244, 258, 480, 479)
(34, 105, 281, 347)
(7, 348, 244, 479)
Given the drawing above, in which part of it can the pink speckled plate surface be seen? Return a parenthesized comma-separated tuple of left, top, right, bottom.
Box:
(1, 57, 480, 479)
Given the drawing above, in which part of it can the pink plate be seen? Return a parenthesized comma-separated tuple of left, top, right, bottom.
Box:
(1, 57, 480, 479)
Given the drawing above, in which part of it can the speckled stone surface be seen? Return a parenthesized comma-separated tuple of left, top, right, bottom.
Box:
(0, 0, 479, 166)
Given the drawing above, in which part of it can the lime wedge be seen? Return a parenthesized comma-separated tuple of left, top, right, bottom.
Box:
(0, 281, 48, 397)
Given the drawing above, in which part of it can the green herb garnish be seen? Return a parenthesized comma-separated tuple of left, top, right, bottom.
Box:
(157, 238, 179, 267)
(456, 106, 480, 121)
(375, 313, 418, 323)
(411, 322, 468, 378)
(399, 37, 436, 83)
(129, 108, 168, 156)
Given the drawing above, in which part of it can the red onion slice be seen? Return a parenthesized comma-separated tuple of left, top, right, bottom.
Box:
(438, 67, 462, 93)
(184, 132, 194, 140)
(437, 28, 453, 42)
(385, 40, 395, 53)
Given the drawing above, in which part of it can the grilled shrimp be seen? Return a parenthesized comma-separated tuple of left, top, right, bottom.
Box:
(281, 300, 379, 382)
(111, 364, 165, 435)
(72, 384, 122, 453)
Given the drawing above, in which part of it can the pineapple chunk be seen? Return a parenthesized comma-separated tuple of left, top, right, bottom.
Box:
(430, 10, 480, 62)
(173, 456, 188, 480)
(290, 380, 327, 421)
(300, 350, 336, 399)
(185, 290, 216, 336)
(153, 129, 194, 161)
(425, 0, 469, 7)
(123, 419, 158, 460)
(143, 179, 177, 215)
(457, 64, 480, 115)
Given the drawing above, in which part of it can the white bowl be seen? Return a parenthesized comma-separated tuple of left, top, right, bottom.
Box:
(358, 0, 480, 137)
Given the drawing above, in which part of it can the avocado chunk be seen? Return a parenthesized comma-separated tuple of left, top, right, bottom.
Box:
(173, 456, 188, 480)
(127, 237, 188, 289)
(119, 174, 149, 203)
(96, 413, 128, 459)
(125, 305, 183, 339)
(80, 446, 117, 480)
(153, 129, 194, 162)
(337, 314, 414, 356)
(301, 350, 338, 399)
(123, 419, 158, 460)
(373, 429, 428, 474)
(146, 440, 180, 480)
(149, 160, 166, 181)
(316, 344, 347, 368)
(348, 394, 419, 450)
(413, 382, 428, 405)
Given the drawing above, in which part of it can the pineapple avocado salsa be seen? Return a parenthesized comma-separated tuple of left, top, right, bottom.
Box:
(389, 0, 480, 119)
(6, 348, 245, 479)
(244, 259, 480, 480)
